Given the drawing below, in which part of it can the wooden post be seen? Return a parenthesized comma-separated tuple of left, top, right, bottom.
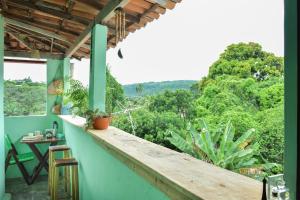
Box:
(89, 24, 107, 112)
(284, 0, 298, 199)
(0, 14, 5, 198)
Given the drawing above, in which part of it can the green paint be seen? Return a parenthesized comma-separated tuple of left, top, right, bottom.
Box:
(63, 121, 169, 200)
(284, 0, 298, 199)
(4, 59, 64, 178)
(63, 58, 71, 91)
(89, 24, 107, 112)
(0, 14, 5, 199)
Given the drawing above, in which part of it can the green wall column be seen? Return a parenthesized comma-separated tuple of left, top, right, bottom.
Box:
(0, 14, 5, 198)
(89, 24, 107, 112)
(284, 0, 298, 199)
(63, 57, 71, 92)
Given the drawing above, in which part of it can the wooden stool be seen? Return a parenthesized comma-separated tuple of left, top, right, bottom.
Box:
(48, 145, 71, 194)
(51, 158, 79, 200)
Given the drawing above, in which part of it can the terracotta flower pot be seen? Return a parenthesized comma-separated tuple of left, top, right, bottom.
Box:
(93, 117, 111, 130)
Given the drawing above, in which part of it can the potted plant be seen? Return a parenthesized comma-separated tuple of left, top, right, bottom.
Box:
(84, 109, 111, 130)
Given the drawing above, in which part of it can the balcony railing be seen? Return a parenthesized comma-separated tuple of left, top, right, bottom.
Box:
(58, 115, 262, 200)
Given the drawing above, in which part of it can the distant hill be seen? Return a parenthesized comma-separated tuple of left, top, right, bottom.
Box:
(123, 80, 197, 97)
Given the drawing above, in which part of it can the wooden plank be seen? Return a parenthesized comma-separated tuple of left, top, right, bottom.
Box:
(108, 4, 159, 44)
(1, 0, 8, 10)
(4, 58, 46, 64)
(66, 0, 76, 14)
(146, 0, 176, 9)
(4, 17, 72, 45)
(6, 31, 33, 50)
(7, 0, 90, 25)
(139, 4, 160, 22)
(65, 0, 131, 57)
(60, 115, 262, 200)
(4, 50, 64, 59)
(5, 14, 91, 52)
(6, 24, 67, 52)
(76, 0, 140, 23)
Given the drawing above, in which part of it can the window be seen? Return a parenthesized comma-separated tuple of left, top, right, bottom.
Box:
(4, 59, 47, 116)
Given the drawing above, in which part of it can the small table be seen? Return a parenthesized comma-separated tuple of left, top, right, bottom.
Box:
(21, 137, 64, 184)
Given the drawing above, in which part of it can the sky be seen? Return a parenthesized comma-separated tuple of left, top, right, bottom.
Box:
(5, 0, 284, 85)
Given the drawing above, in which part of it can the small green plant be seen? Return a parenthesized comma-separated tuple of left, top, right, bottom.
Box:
(84, 109, 110, 130)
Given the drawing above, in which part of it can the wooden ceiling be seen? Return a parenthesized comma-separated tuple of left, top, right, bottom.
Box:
(0, 0, 181, 59)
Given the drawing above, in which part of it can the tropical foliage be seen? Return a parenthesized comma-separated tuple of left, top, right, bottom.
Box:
(167, 120, 276, 177)
(4, 78, 46, 116)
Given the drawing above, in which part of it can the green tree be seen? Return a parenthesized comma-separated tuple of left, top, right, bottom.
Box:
(135, 83, 144, 96)
(149, 90, 196, 120)
(208, 42, 283, 80)
(106, 69, 124, 113)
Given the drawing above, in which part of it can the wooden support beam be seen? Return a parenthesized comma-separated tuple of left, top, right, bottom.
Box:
(31, 0, 42, 4)
(139, 4, 160, 22)
(66, 0, 76, 14)
(76, 0, 140, 23)
(146, 0, 176, 9)
(4, 58, 46, 64)
(65, 0, 130, 57)
(8, 0, 90, 25)
(4, 50, 64, 59)
(108, 4, 160, 45)
(4, 17, 73, 46)
(1, 0, 8, 11)
(6, 31, 33, 50)
(6, 24, 88, 59)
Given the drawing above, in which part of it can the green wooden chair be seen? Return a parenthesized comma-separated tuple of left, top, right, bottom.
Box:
(5, 134, 34, 185)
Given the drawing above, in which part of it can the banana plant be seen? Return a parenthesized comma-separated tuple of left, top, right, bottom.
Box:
(167, 120, 273, 174)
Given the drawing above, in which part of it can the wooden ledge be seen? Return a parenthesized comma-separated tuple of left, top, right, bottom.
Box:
(59, 115, 262, 200)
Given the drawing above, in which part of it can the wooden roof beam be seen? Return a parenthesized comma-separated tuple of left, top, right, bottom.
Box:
(139, 4, 160, 22)
(76, 0, 140, 23)
(108, 4, 160, 45)
(65, 0, 130, 58)
(1, 0, 8, 11)
(146, 0, 176, 9)
(4, 17, 73, 46)
(5, 16, 90, 51)
(66, 0, 76, 14)
(6, 31, 33, 50)
(8, 0, 90, 25)
(4, 50, 64, 59)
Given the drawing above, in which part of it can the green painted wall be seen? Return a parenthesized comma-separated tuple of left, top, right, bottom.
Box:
(284, 0, 298, 198)
(63, 121, 170, 200)
(0, 14, 5, 199)
(4, 59, 67, 178)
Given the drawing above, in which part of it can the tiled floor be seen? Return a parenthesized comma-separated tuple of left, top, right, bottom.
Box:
(6, 176, 66, 200)
(6, 176, 50, 200)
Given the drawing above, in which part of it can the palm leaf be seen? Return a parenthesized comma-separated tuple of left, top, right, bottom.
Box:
(166, 131, 194, 155)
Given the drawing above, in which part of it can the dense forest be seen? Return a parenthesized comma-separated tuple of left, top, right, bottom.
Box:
(4, 78, 46, 116)
(123, 80, 197, 97)
(4, 42, 284, 179)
